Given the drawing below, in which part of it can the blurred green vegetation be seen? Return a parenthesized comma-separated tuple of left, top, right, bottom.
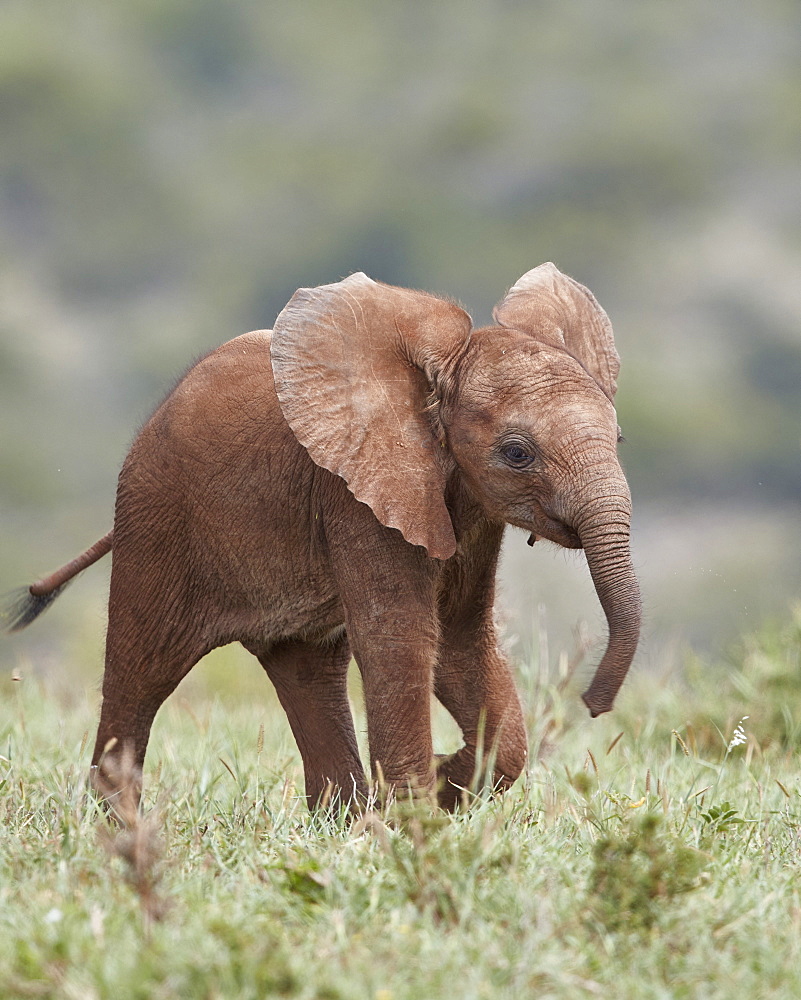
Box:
(1, 0, 800, 654)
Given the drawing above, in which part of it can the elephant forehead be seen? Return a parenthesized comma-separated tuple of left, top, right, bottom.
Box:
(461, 339, 603, 404)
(455, 351, 618, 446)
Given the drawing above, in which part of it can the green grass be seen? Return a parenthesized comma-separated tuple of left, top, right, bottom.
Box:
(2, 610, 801, 999)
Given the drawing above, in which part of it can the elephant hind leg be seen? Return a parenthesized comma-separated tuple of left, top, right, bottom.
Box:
(90, 540, 214, 818)
(90, 630, 210, 817)
(248, 634, 367, 810)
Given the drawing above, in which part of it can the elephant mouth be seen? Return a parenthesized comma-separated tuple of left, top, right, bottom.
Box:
(525, 508, 582, 550)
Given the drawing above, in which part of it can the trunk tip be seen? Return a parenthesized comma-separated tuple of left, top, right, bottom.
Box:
(581, 689, 614, 718)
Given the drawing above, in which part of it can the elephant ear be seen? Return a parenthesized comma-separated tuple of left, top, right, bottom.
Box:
(492, 262, 620, 401)
(271, 272, 472, 559)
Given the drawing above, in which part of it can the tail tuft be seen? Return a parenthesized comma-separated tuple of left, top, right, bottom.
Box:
(1, 584, 70, 633)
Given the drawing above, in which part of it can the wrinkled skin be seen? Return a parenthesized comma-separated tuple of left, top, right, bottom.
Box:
(13, 264, 641, 811)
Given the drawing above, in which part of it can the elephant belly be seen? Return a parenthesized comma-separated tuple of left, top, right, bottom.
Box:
(243, 577, 346, 648)
(185, 522, 346, 651)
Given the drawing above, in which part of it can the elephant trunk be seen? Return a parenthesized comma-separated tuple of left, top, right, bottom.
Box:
(571, 487, 641, 717)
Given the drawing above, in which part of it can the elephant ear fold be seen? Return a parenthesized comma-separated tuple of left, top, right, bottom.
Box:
(271, 272, 472, 559)
(493, 262, 620, 401)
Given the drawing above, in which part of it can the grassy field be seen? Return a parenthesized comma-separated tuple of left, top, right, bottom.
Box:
(2, 610, 801, 1000)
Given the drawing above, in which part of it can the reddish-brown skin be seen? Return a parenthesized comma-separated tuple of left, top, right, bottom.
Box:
(94, 330, 528, 808)
(9, 265, 641, 812)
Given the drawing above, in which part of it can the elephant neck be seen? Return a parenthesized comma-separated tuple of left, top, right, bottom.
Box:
(445, 473, 504, 552)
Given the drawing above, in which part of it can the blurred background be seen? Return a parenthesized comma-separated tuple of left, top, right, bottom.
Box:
(2, 0, 800, 690)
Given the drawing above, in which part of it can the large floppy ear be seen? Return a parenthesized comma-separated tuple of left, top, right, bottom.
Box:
(493, 262, 620, 401)
(271, 272, 472, 559)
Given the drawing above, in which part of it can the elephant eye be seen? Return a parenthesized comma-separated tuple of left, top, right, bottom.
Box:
(500, 442, 536, 468)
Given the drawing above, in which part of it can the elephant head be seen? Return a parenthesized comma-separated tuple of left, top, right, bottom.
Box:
(271, 264, 640, 716)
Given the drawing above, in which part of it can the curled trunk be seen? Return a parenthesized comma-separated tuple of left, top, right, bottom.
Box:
(574, 497, 641, 717)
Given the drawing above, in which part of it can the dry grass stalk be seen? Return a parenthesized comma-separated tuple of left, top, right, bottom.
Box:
(96, 744, 169, 930)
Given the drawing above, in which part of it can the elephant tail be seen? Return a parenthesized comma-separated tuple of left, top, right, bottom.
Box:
(2, 530, 113, 633)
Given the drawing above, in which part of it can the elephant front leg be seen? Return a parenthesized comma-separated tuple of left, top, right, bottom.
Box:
(356, 637, 438, 802)
(434, 644, 527, 810)
(328, 511, 440, 804)
(433, 535, 528, 809)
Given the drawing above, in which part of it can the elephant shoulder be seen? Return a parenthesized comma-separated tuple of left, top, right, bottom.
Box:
(178, 329, 277, 403)
(199, 329, 274, 379)
(137, 328, 287, 456)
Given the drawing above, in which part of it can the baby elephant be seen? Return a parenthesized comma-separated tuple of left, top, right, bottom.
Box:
(5, 264, 640, 810)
